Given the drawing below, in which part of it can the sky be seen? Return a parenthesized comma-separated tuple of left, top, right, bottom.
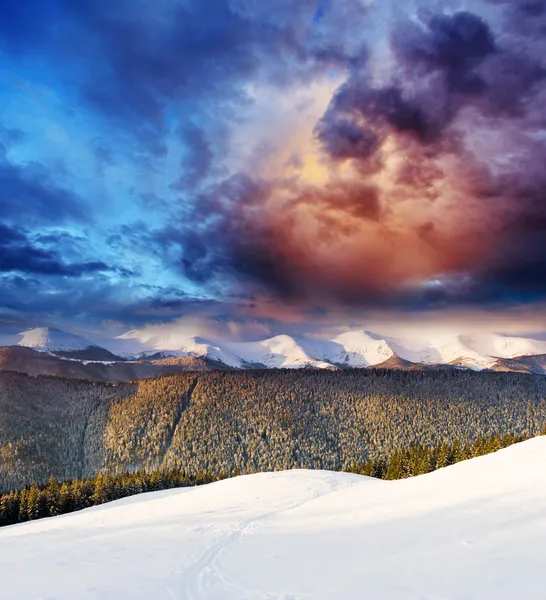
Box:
(1, 0, 546, 340)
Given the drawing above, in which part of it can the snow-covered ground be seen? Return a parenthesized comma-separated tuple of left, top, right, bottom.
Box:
(1, 438, 546, 599)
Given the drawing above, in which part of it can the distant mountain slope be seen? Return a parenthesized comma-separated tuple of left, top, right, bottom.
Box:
(0, 346, 223, 382)
(329, 330, 396, 366)
(18, 328, 120, 361)
(1, 438, 545, 600)
(19, 327, 97, 352)
(491, 354, 546, 375)
(225, 335, 335, 369)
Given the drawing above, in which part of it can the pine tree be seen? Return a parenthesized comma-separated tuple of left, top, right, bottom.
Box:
(436, 441, 452, 469)
(18, 489, 29, 522)
(0, 492, 19, 526)
(59, 481, 73, 514)
(385, 451, 404, 480)
(92, 473, 113, 505)
(45, 476, 61, 517)
(26, 483, 40, 520)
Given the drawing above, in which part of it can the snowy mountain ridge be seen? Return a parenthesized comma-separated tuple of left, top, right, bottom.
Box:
(15, 327, 121, 362)
(18, 327, 98, 352)
(116, 327, 546, 371)
(7, 326, 546, 373)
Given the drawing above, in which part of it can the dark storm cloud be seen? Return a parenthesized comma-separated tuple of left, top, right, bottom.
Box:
(0, 152, 88, 225)
(0, 269, 222, 331)
(3, 0, 546, 328)
(315, 115, 379, 160)
(148, 2, 546, 309)
(487, 0, 546, 35)
(176, 124, 215, 188)
(138, 173, 385, 302)
(0, 223, 109, 277)
(307, 5, 546, 306)
(0, 0, 369, 154)
(317, 9, 544, 152)
(0, 0, 375, 327)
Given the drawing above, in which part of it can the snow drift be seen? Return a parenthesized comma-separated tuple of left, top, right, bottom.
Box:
(1, 437, 545, 600)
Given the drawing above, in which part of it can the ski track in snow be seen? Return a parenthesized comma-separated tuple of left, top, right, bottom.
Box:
(2, 439, 546, 599)
(179, 474, 349, 600)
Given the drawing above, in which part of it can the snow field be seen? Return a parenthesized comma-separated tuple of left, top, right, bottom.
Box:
(1, 437, 546, 599)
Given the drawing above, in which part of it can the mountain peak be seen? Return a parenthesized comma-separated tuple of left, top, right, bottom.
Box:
(331, 330, 395, 367)
(18, 327, 98, 352)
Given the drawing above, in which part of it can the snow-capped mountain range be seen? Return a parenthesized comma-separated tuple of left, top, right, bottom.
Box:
(3, 326, 546, 373)
(137, 329, 546, 371)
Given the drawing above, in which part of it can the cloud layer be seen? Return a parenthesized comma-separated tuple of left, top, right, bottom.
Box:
(1, 0, 546, 333)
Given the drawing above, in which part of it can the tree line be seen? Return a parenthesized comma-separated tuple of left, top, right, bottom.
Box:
(1, 429, 543, 528)
(0, 469, 218, 527)
(344, 430, 539, 479)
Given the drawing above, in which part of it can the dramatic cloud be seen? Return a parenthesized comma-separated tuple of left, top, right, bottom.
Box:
(160, 1, 546, 309)
(0, 223, 109, 277)
(1, 0, 368, 154)
(1, 0, 546, 333)
(0, 156, 89, 225)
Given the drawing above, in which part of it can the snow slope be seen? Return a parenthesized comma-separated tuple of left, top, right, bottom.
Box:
(170, 337, 243, 368)
(18, 327, 98, 352)
(116, 332, 336, 368)
(226, 335, 334, 369)
(460, 332, 546, 359)
(331, 330, 396, 366)
(1, 437, 545, 600)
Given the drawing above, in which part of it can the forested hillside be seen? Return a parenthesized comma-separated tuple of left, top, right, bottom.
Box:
(1, 369, 546, 492)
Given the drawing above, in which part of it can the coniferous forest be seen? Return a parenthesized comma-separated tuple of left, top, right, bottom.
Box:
(1, 369, 546, 498)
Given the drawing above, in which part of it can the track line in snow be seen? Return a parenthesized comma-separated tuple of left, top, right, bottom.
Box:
(178, 474, 355, 600)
